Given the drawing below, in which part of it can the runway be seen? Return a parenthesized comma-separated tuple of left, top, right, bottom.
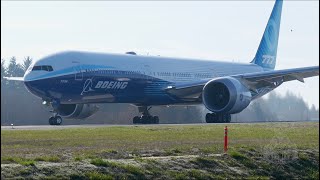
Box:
(1, 121, 309, 130)
(1, 123, 227, 130)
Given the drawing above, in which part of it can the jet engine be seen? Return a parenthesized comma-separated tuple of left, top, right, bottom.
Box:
(202, 77, 252, 114)
(56, 104, 99, 119)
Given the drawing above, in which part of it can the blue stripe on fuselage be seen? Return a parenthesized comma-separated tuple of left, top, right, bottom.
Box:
(24, 70, 183, 105)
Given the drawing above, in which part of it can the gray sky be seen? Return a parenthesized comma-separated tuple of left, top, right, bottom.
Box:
(1, 1, 319, 108)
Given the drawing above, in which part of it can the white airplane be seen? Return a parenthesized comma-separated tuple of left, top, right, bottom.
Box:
(5, 0, 319, 125)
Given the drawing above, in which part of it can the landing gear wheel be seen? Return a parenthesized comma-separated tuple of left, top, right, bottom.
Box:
(217, 114, 224, 123)
(133, 106, 160, 124)
(132, 115, 160, 124)
(133, 116, 140, 124)
(55, 116, 62, 125)
(206, 113, 217, 123)
(48, 116, 62, 125)
(226, 114, 231, 123)
(49, 117, 55, 125)
(205, 113, 231, 123)
(153, 116, 159, 124)
(47, 100, 63, 126)
(205, 113, 212, 123)
(141, 115, 148, 123)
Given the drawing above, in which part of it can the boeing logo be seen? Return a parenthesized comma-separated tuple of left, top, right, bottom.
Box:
(95, 81, 128, 90)
(81, 78, 94, 95)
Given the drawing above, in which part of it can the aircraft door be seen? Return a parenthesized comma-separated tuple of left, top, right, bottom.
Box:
(74, 64, 83, 81)
(142, 64, 152, 81)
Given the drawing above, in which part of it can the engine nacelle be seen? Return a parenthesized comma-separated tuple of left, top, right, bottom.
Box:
(56, 104, 99, 119)
(202, 77, 252, 114)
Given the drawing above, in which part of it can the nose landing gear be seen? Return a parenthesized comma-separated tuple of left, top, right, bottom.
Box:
(133, 106, 159, 124)
(48, 111, 63, 125)
(45, 100, 63, 125)
(49, 115, 63, 125)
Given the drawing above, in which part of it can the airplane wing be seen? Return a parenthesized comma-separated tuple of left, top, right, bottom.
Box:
(165, 66, 319, 99)
(3, 77, 24, 81)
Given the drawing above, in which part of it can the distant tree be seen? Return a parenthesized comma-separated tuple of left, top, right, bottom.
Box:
(6, 57, 24, 88)
(1, 59, 6, 81)
(7, 57, 17, 76)
(22, 56, 33, 72)
(310, 104, 316, 112)
(7, 57, 24, 77)
(309, 104, 319, 120)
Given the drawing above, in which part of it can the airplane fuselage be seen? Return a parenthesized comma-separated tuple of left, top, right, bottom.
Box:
(24, 51, 264, 106)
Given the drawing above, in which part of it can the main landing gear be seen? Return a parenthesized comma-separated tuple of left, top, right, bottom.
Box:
(133, 106, 159, 124)
(205, 113, 231, 123)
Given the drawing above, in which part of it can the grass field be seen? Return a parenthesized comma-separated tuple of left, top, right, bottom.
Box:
(1, 122, 319, 179)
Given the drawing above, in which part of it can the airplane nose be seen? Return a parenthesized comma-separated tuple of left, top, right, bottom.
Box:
(23, 71, 47, 98)
(24, 79, 47, 99)
(23, 73, 28, 82)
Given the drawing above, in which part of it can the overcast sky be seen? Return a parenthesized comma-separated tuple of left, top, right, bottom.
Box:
(1, 1, 319, 108)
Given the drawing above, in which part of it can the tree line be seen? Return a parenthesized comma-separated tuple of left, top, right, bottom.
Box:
(1, 56, 318, 125)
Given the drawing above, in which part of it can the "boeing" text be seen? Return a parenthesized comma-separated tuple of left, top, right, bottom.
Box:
(95, 81, 128, 89)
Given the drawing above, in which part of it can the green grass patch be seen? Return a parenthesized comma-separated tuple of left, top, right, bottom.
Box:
(188, 169, 213, 179)
(34, 155, 61, 162)
(85, 171, 113, 180)
(168, 170, 189, 180)
(90, 158, 145, 178)
(164, 147, 184, 156)
(74, 156, 83, 161)
(1, 122, 318, 179)
(298, 152, 309, 161)
(229, 150, 257, 168)
(229, 150, 247, 160)
(90, 158, 116, 167)
(101, 149, 118, 154)
(2, 155, 60, 164)
(192, 156, 219, 168)
(1, 122, 318, 161)
(19, 160, 35, 166)
(1, 157, 35, 166)
(1, 157, 18, 163)
(247, 176, 270, 180)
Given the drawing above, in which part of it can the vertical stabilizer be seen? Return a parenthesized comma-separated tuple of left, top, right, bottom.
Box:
(251, 0, 283, 70)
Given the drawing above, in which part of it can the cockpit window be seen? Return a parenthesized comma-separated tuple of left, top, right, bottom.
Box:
(42, 66, 48, 71)
(47, 66, 53, 71)
(32, 66, 42, 71)
(32, 65, 53, 72)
